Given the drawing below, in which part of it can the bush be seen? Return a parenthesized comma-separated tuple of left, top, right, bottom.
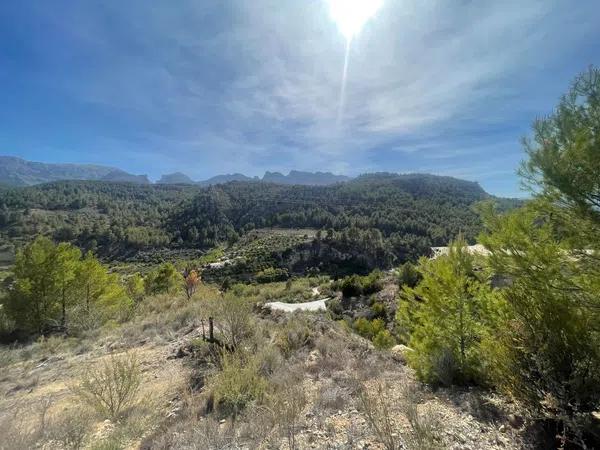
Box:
(267, 376, 307, 450)
(353, 317, 385, 340)
(209, 350, 267, 417)
(207, 293, 253, 349)
(397, 262, 421, 289)
(358, 381, 442, 450)
(338, 270, 383, 297)
(74, 352, 141, 420)
(275, 318, 312, 358)
(373, 330, 396, 350)
(256, 267, 289, 283)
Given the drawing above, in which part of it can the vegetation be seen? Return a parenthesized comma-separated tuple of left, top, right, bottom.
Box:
(3, 67, 600, 450)
(477, 67, 600, 444)
(2, 236, 131, 335)
(0, 174, 505, 271)
(394, 67, 600, 446)
(74, 352, 141, 420)
(397, 237, 501, 385)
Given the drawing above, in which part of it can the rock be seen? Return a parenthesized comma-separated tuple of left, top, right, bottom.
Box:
(390, 344, 413, 364)
(499, 424, 507, 433)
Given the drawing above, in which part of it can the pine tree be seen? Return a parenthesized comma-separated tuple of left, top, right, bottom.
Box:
(397, 237, 501, 385)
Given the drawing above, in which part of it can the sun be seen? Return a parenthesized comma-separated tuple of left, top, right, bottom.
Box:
(328, 0, 384, 40)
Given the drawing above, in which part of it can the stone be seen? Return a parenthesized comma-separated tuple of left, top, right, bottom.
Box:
(390, 344, 413, 364)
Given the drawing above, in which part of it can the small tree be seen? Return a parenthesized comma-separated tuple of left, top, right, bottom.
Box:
(182, 268, 200, 300)
(397, 237, 502, 385)
(125, 273, 145, 302)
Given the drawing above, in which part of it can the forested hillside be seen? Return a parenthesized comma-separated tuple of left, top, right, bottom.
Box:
(0, 173, 515, 268)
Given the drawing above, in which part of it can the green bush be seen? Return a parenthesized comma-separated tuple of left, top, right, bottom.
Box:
(2, 237, 131, 335)
(256, 267, 289, 283)
(373, 330, 396, 350)
(209, 350, 267, 417)
(338, 270, 383, 297)
(478, 67, 600, 443)
(353, 317, 385, 340)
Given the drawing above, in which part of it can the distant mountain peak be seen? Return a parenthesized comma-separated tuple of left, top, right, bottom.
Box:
(157, 172, 194, 184)
(262, 170, 350, 185)
(0, 155, 147, 186)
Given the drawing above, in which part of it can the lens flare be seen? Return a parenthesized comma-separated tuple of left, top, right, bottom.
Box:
(328, 0, 383, 40)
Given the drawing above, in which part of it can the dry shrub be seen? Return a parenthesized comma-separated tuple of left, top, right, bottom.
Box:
(46, 407, 95, 450)
(275, 316, 313, 358)
(358, 381, 400, 450)
(265, 373, 307, 450)
(0, 399, 51, 450)
(399, 384, 441, 450)
(316, 381, 350, 411)
(358, 380, 442, 450)
(73, 352, 141, 420)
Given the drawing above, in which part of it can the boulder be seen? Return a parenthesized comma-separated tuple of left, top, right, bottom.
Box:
(390, 344, 413, 364)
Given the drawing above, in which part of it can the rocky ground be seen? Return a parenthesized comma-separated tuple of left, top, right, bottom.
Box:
(1, 303, 535, 450)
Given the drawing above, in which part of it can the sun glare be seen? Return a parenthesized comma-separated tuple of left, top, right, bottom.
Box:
(328, 0, 383, 40)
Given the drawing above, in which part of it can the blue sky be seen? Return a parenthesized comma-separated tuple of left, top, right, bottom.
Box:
(1, 1, 599, 196)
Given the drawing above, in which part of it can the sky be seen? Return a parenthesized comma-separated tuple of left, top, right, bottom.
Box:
(0, 1, 599, 197)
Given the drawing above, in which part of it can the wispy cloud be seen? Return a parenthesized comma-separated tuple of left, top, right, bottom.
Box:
(2, 0, 599, 194)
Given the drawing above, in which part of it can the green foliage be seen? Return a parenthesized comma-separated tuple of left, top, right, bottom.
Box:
(372, 329, 396, 350)
(0, 174, 494, 268)
(396, 262, 421, 289)
(477, 67, 600, 443)
(397, 237, 502, 385)
(353, 317, 386, 340)
(209, 350, 267, 417)
(144, 262, 179, 295)
(520, 66, 600, 219)
(125, 274, 145, 302)
(1, 237, 131, 335)
(338, 270, 383, 297)
(480, 202, 600, 437)
(255, 267, 289, 283)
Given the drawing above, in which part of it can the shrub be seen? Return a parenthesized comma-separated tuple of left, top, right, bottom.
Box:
(353, 317, 385, 340)
(373, 330, 396, 350)
(275, 318, 312, 358)
(256, 267, 289, 283)
(209, 350, 268, 417)
(358, 381, 442, 450)
(397, 262, 421, 289)
(207, 293, 253, 349)
(357, 381, 400, 450)
(338, 270, 383, 297)
(267, 376, 306, 450)
(74, 352, 141, 420)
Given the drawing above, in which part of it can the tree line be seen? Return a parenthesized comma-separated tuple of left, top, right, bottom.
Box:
(0, 172, 516, 265)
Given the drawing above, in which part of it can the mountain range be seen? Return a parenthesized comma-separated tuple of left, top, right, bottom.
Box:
(0, 156, 150, 186)
(0, 156, 350, 187)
